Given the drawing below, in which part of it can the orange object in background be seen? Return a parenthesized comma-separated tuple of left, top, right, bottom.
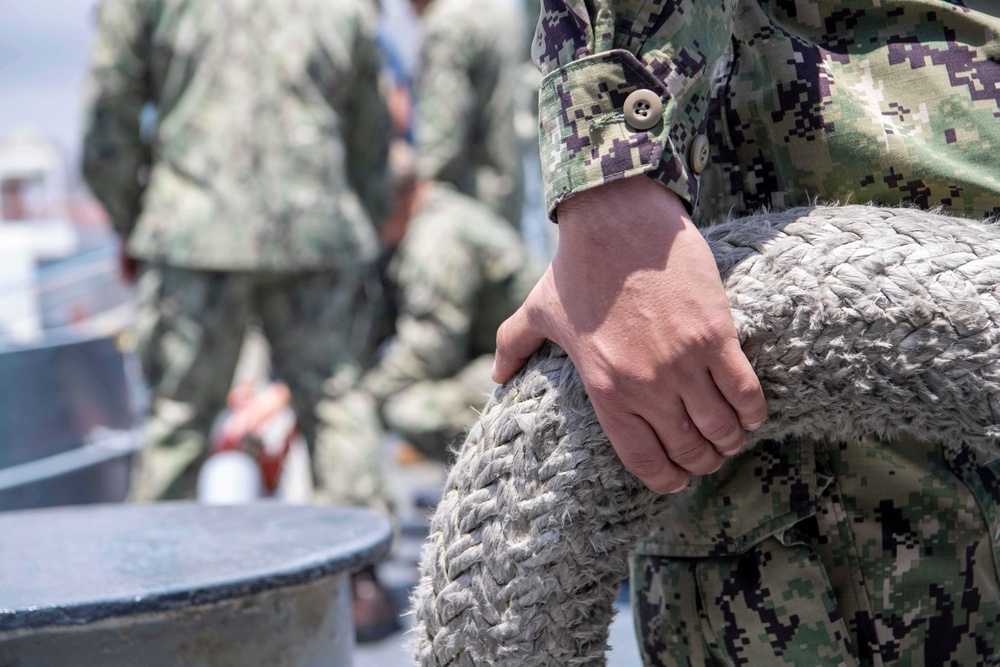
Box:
(211, 382, 297, 494)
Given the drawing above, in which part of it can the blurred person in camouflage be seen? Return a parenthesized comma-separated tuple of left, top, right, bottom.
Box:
(364, 147, 541, 463)
(493, 1, 1000, 665)
(80, 0, 392, 514)
(409, 0, 526, 228)
(82, 0, 402, 641)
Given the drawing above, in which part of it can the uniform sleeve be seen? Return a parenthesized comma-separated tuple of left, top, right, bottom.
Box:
(344, 9, 392, 228)
(362, 223, 479, 405)
(81, 0, 153, 240)
(413, 10, 475, 185)
(533, 0, 736, 219)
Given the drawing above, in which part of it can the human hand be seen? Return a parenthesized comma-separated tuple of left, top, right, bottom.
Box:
(118, 241, 139, 284)
(493, 177, 766, 493)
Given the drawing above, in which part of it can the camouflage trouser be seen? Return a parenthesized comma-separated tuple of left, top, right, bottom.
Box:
(381, 354, 496, 462)
(130, 264, 389, 513)
(631, 435, 1000, 666)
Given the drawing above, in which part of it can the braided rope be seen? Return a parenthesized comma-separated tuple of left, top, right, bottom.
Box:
(410, 206, 1000, 666)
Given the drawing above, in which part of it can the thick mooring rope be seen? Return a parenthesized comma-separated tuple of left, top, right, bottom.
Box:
(410, 206, 1000, 667)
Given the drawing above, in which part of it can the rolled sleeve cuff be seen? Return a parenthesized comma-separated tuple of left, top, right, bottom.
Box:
(537, 49, 703, 221)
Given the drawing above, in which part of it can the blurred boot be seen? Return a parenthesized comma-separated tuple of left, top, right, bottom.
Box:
(351, 565, 400, 643)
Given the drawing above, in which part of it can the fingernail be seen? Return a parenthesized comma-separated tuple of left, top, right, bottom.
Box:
(491, 359, 498, 381)
(744, 420, 764, 432)
(667, 478, 690, 494)
(721, 437, 747, 456)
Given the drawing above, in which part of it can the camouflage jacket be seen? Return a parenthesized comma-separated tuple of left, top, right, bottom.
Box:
(362, 183, 540, 404)
(414, 0, 526, 227)
(537, 0, 1000, 570)
(535, 0, 1000, 223)
(82, 0, 389, 272)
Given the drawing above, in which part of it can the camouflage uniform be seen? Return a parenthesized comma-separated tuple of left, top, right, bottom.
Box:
(534, 1, 1000, 664)
(82, 0, 391, 509)
(362, 183, 541, 461)
(415, 0, 526, 227)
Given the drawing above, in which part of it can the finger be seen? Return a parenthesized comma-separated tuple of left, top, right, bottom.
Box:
(595, 405, 690, 494)
(493, 304, 548, 384)
(679, 370, 748, 456)
(646, 399, 727, 475)
(711, 337, 768, 432)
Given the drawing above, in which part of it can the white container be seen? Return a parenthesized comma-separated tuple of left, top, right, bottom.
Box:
(197, 450, 264, 504)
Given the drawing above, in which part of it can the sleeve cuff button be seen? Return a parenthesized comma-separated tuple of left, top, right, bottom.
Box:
(623, 89, 663, 131)
(690, 134, 710, 174)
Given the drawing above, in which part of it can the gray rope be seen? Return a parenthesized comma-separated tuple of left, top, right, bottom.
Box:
(410, 205, 1000, 666)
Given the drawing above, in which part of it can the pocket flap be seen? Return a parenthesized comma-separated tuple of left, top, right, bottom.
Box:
(637, 438, 831, 557)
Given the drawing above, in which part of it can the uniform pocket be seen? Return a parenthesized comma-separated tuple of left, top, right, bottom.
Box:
(632, 526, 860, 667)
(637, 438, 831, 558)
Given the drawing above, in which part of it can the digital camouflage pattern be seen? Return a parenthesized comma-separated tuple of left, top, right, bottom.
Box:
(632, 435, 1000, 666)
(130, 265, 390, 513)
(534, 1, 1000, 664)
(362, 183, 541, 460)
(415, 0, 526, 227)
(82, 0, 389, 272)
(534, 0, 1000, 222)
(85, 0, 392, 512)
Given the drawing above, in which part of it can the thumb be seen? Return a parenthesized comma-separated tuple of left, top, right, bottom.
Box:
(493, 303, 548, 384)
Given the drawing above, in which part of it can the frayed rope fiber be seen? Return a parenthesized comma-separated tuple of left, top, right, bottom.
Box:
(410, 206, 1000, 666)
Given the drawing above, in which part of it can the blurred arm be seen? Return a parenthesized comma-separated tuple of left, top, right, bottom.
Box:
(413, 11, 475, 186)
(81, 0, 153, 241)
(363, 221, 479, 404)
(344, 10, 392, 228)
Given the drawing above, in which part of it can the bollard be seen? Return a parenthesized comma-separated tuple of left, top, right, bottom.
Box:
(0, 503, 392, 667)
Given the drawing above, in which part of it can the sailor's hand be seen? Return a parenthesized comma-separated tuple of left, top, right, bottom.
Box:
(493, 177, 767, 493)
(118, 241, 138, 284)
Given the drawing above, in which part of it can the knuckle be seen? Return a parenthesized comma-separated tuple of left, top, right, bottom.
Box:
(700, 416, 742, 443)
(618, 451, 668, 480)
(691, 320, 730, 351)
(586, 373, 627, 405)
(632, 369, 660, 391)
(666, 438, 711, 467)
(729, 377, 763, 406)
(585, 383, 616, 407)
(586, 374, 616, 397)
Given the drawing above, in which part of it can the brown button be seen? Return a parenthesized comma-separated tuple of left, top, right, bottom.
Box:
(623, 89, 663, 131)
(690, 134, 710, 174)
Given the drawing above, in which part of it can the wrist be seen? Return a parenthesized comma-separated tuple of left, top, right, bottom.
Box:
(555, 176, 690, 266)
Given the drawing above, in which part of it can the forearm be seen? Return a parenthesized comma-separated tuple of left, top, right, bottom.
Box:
(345, 14, 392, 227)
(413, 17, 474, 184)
(80, 0, 152, 240)
(81, 122, 149, 241)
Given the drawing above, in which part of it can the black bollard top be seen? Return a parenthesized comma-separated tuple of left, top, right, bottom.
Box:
(0, 502, 392, 631)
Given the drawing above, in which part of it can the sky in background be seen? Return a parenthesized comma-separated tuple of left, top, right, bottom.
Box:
(0, 0, 100, 180)
(0, 0, 421, 190)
